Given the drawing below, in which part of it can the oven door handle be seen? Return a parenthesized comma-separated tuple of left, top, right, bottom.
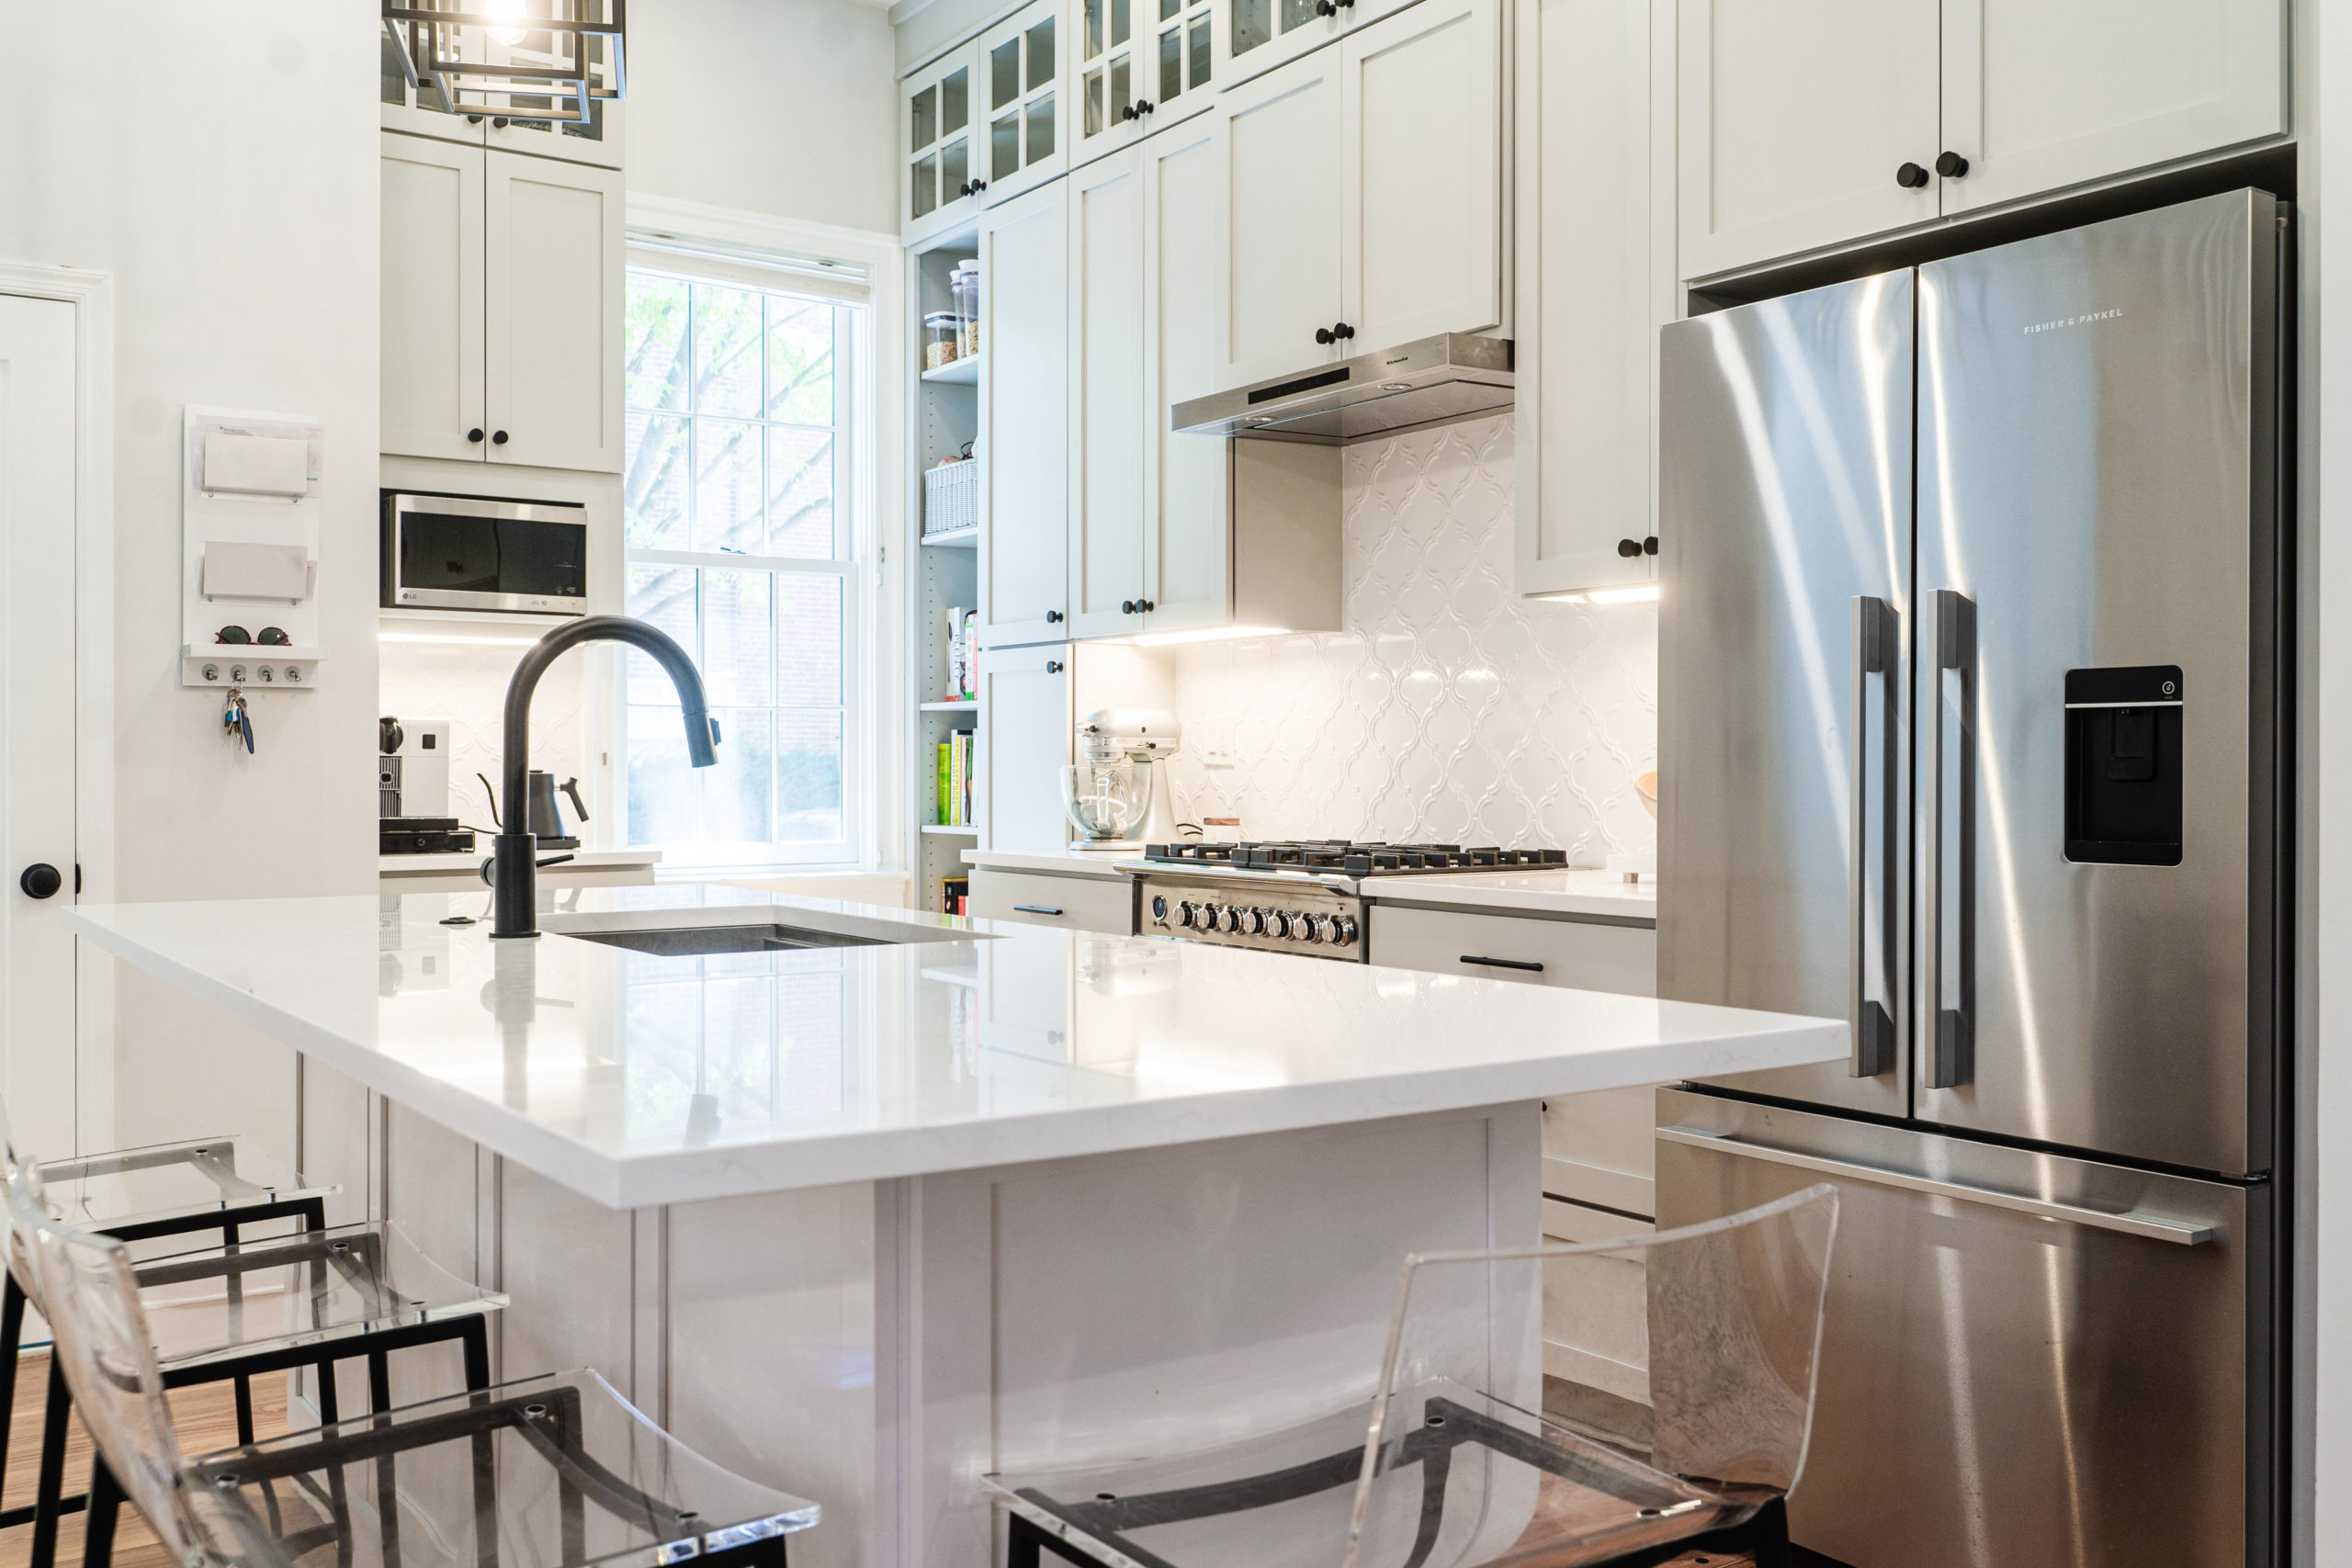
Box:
(1656, 1126, 2215, 1245)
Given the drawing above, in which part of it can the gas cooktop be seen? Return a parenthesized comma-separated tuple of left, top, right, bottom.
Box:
(1138, 841, 1568, 876)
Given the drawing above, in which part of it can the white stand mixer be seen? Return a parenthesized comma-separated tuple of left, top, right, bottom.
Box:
(1061, 708, 1182, 851)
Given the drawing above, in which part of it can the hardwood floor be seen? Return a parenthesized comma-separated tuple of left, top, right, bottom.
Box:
(0, 1356, 286, 1568)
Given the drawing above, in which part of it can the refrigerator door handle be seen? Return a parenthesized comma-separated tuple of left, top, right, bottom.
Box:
(1849, 596, 1898, 1077)
(1655, 1126, 2218, 1245)
(1924, 589, 1977, 1088)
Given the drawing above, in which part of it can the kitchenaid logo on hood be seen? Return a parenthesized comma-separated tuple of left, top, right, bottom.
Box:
(2023, 308, 2123, 335)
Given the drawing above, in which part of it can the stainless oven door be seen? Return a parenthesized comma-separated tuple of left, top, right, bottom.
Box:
(384, 492, 589, 615)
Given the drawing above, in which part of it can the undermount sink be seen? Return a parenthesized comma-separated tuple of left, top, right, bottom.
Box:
(546, 908, 989, 957)
(564, 924, 893, 957)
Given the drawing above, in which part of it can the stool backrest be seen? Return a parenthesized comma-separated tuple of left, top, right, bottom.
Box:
(1340, 1182, 1840, 1568)
(4, 1161, 206, 1568)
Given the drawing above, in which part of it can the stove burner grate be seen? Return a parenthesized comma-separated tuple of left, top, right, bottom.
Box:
(1139, 841, 1569, 875)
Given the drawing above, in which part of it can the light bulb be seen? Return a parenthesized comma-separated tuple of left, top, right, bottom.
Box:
(487, 0, 529, 47)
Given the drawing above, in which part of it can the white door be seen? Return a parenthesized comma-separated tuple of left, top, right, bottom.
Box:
(1340, 0, 1503, 349)
(483, 149, 624, 472)
(904, 41, 985, 243)
(1214, 53, 1346, 389)
(1067, 148, 1150, 642)
(0, 296, 79, 1160)
(978, 181, 1072, 648)
(1141, 115, 1231, 636)
(979, 649, 1075, 852)
(381, 132, 487, 463)
(1939, 0, 2284, 215)
(1677, 0, 1940, 279)
(978, 0, 1069, 205)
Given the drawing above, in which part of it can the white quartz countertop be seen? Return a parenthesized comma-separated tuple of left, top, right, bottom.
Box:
(379, 848, 663, 874)
(963, 848, 1135, 878)
(1366, 868, 1658, 921)
(71, 886, 1832, 1210)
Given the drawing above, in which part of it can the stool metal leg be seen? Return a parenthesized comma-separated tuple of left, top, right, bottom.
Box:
(0, 1271, 25, 1506)
(80, 1461, 120, 1568)
(1009, 1512, 1102, 1568)
(28, 1359, 74, 1568)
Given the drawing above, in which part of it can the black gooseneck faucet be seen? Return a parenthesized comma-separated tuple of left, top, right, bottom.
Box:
(491, 615, 718, 939)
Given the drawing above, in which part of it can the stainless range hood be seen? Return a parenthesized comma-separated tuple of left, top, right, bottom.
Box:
(1170, 333, 1513, 443)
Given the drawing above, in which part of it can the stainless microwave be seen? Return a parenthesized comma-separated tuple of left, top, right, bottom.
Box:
(380, 492, 588, 615)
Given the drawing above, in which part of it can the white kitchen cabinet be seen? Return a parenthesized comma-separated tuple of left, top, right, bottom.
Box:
(382, 132, 486, 464)
(1067, 149, 1152, 641)
(484, 150, 624, 473)
(485, 105, 626, 172)
(1072, 0, 1218, 169)
(1677, 0, 1940, 281)
(380, 25, 625, 167)
(1340, 0, 1503, 349)
(903, 40, 984, 244)
(979, 649, 1074, 852)
(1679, 0, 2285, 279)
(978, 180, 1072, 648)
(977, 0, 1069, 207)
(381, 134, 621, 473)
(967, 866, 1136, 931)
(1212, 51, 1346, 387)
(1939, 0, 2284, 216)
(1140, 114, 1233, 635)
(1513, 0, 1673, 599)
(1216, 0, 1421, 88)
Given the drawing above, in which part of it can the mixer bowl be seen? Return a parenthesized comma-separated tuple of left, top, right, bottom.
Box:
(1062, 761, 1152, 840)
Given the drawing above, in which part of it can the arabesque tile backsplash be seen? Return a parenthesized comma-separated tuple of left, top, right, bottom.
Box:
(1162, 413, 1658, 864)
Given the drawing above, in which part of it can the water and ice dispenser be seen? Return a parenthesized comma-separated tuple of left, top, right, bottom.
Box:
(2064, 665, 2184, 865)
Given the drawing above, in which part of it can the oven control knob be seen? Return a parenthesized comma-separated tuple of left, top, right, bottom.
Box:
(1268, 911, 1295, 939)
(1239, 908, 1266, 935)
(1330, 915, 1359, 947)
(1301, 914, 1327, 944)
(1177, 900, 1201, 929)
(1217, 905, 1243, 933)
(1198, 903, 1224, 931)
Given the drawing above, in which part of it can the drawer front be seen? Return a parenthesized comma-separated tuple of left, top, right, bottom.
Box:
(968, 869, 1136, 933)
(1368, 905, 1656, 995)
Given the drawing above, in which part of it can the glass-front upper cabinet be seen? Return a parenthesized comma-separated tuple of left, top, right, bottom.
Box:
(1075, 0, 1216, 165)
(1219, 0, 1407, 87)
(903, 40, 983, 243)
(977, 0, 1067, 204)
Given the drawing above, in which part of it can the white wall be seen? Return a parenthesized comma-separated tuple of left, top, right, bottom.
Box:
(0, 5, 379, 1155)
(627, 0, 899, 235)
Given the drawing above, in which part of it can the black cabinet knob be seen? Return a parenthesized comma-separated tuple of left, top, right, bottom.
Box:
(1643, 536, 1659, 556)
(972, 178, 988, 192)
(1935, 150, 1970, 179)
(1616, 538, 1642, 558)
(492, 430, 509, 445)
(1121, 599, 1136, 614)
(1141, 598, 1156, 612)
(1046, 660, 1065, 673)
(467, 114, 484, 125)
(492, 116, 510, 129)
(1333, 321, 1354, 341)
(1122, 104, 1139, 121)
(18, 864, 60, 900)
(1315, 326, 1335, 344)
(1137, 99, 1156, 114)
(1046, 609, 1064, 623)
(467, 427, 485, 443)
(1895, 162, 1930, 189)
(958, 181, 972, 196)
(1317, 1, 1337, 14)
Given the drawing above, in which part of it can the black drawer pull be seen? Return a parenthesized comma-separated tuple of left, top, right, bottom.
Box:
(1014, 904, 1065, 917)
(1461, 954, 1544, 973)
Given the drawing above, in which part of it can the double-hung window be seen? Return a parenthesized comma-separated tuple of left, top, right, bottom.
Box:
(619, 260, 864, 868)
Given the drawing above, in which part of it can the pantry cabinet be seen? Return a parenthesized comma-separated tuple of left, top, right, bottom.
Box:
(978, 648, 1075, 852)
(1679, 0, 2286, 279)
(1067, 150, 1151, 642)
(902, 39, 984, 244)
(1139, 115, 1235, 635)
(1213, 0, 1502, 389)
(978, 180, 1072, 649)
(1513, 0, 1673, 599)
(381, 132, 624, 473)
(1072, 0, 1219, 169)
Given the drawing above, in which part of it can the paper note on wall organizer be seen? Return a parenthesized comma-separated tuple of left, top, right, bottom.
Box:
(201, 431, 311, 499)
(202, 541, 312, 603)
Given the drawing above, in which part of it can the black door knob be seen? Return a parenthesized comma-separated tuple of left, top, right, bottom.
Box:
(492, 116, 510, 129)
(1643, 536, 1659, 556)
(467, 428, 484, 443)
(1332, 321, 1354, 341)
(1046, 609, 1064, 623)
(1136, 99, 1156, 114)
(492, 430, 509, 445)
(467, 114, 484, 125)
(1122, 104, 1139, 121)
(959, 181, 972, 196)
(1935, 150, 1970, 179)
(1046, 660, 1065, 673)
(1317, 0, 1336, 14)
(18, 864, 60, 900)
(972, 178, 988, 193)
(1121, 599, 1137, 614)
(1140, 598, 1156, 612)
(1616, 538, 1641, 558)
(1895, 162, 1930, 189)
(1315, 326, 1335, 344)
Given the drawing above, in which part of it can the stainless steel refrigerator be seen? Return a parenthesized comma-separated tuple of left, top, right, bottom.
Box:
(1655, 190, 2286, 1568)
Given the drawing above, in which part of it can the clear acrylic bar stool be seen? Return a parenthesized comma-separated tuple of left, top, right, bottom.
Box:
(0, 1099, 341, 1540)
(1, 1141, 506, 1568)
(987, 1184, 1838, 1568)
(11, 1157, 820, 1568)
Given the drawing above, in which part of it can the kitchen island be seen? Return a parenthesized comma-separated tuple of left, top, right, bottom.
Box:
(73, 886, 1841, 1568)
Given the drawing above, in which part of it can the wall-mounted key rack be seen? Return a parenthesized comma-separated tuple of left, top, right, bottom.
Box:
(180, 406, 327, 690)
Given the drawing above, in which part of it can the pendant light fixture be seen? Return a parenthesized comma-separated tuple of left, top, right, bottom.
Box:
(381, 0, 627, 125)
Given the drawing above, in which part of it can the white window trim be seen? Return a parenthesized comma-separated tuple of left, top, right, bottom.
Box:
(620, 196, 907, 877)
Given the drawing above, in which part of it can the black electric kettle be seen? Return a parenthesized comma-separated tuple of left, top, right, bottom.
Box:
(477, 770, 588, 849)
